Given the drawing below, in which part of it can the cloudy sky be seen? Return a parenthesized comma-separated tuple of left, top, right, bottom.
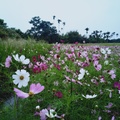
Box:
(0, 0, 120, 36)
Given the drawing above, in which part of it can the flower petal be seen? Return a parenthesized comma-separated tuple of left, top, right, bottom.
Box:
(14, 88, 29, 98)
(22, 59, 30, 64)
(13, 79, 19, 85)
(20, 55, 25, 62)
(15, 70, 21, 75)
(13, 54, 20, 61)
(30, 83, 44, 94)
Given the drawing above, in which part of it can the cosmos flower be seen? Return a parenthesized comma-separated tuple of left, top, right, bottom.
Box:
(100, 48, 111, 55)
(98, 116, 102, 120)
(100, 48, 106, 54)
(82, 94, 97, 99)
(114, 82, 120, 90)
(93, 61, 102, 71)
(78, 68, 86, 80)
(108, 70, 116, 80)
(78, 68, 89, 80)
(12, 69, 30, 88)
(14, 83, 44, 98)
(35, 108, 58, 120)
(45, 109, 57, 118)
(104, 60, 109, 65)
(106, 89, 113, 98)
(105, 102, 113, 109)
(33, 62, 48, 73)
(13, 54, 30, 65)
(54, 91, 63, 98)
(5, 55, 12, 68)
(39, 109, 48, 120)
(36, 105, 40, 110)
(111, 116, 115, 120)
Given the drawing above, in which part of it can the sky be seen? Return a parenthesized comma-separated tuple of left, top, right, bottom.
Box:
(0, 0, 120, 36)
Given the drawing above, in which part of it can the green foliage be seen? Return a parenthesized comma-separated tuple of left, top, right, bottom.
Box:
(1, 40, 120, 119)
(26, 16, 58, 42)
(0, 18, 26, 40)
(62, 31, 83, 43)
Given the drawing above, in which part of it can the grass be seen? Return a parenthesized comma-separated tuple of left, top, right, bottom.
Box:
(0, 39, 120, 120)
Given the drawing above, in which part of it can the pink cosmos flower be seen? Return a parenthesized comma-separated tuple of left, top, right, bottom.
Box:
(14, 83, 44, 98)
(54, 91, 63, 98)
(100, 76, 105, 83)
(5, 56, 12, 68)
(33, 62, 48, 73)
(93, 61, 102, 71)
(108, 70, 115, 75)
(114, 82, 120, 90)
(108, 70, 116, 80)
(111, 116, 115, 120)
(34, 109, 48, 120)
(64, 75, 82, 85)
(54, 54, 60, 59)
(111, 74, 116, 79)
(53, 63, 61, 70)
(40, 109, 48, 120)
(92, 54, 101, 61)
(105, 102, 113, 109)
(35, 108, 58, 120)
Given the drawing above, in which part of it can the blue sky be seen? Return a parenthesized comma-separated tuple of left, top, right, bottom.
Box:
(0, 0, 120, 36)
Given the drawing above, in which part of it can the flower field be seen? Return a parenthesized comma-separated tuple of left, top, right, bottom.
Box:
(0, 40, 120, 120)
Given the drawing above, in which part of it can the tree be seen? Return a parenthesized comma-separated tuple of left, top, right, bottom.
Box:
(53, 15, 56, 20)
(26, 16, 58, 41)
(64, 31, 82, 43)
(89, 30, 105, 43)
(0, 19, 7, 28)
(85, 28, 89, 34)
(0, 19, 8, 39)
(57, 19, 61, 33)
(116, 33, 119, 38)
(61, 22, 66, 34)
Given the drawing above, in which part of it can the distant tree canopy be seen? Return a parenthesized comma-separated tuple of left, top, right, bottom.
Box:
(26, 16, 59, 42)
(61, 31, 83, 43)
(0, 18, 25, 39)
(0, 17, 120, 43)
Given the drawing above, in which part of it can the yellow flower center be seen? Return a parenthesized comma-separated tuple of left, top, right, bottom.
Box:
(29, 91, 34, 96)
(20, 75, 24, 80)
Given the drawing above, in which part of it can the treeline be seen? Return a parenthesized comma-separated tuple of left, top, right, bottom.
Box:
(0, 16, 120, 43)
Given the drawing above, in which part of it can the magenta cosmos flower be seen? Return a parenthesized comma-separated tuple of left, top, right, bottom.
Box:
(54, 91, 63, 98)
(14, 83, 44, 98)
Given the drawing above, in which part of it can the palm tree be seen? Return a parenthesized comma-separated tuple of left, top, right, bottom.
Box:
(106, 32, 110, 42)
(85, 28, 89, 39)
(116, 33, 119, 38)
(53, 15, 56, 20)
(85, 28, 89, 34)
(63, 22, 65, 26)
(57, 19, 61, 33)
(52, 15, 56, 25)
(62, 22, 66, 34)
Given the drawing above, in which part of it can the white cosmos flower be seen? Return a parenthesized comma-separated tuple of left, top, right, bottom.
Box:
(100, 48, 106, 54)
(104, 60, 109, 65)
(100, 48, 111, 55)
(13, 54, 30, 65)
(12, 69, 30, 88)
(82, 94, 97, 99)
(36, 105, 40, 110)
(106, 48, 111, 54)
(45, 109, 57, 118)
(78, 68, 86, 80)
